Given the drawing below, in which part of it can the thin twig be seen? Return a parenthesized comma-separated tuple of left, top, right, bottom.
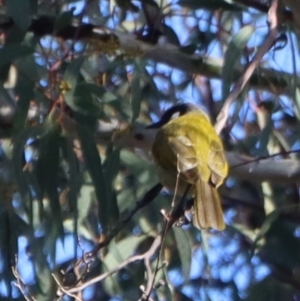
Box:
(230, 148, 300, 169)
(87, 183, 162, 258)
(52, 274, 83, 301)
(55, 183, 162, 297)
(57, 188, 185, 297)
(12, 256, 37, 301)
(67, 234, 163, 294)
(143, 184, 191, 300)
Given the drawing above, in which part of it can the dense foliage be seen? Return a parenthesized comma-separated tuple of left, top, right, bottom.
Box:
(0, 0, 300, 300)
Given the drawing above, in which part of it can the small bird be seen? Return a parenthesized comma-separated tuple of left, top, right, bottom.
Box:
(147, 103, 228, 230)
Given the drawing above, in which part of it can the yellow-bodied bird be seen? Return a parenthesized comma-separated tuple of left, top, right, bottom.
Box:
(147, 103, 228, 230)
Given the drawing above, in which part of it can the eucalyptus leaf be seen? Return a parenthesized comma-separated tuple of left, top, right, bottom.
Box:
(163, 24, 180, 46)
(35, 121, 64, 250)
(103, 146, 120, 223)
(131, 73, 142, 123)
(105, 235, 150, 270)
(178, 0, 240, 10)
(63, 56, 86, 112)
(54, 9, 74, 34)
(6, 0, 31, 30)
(77, 123, 111, 232)
(173, 227, 192, 282)
(246, 277, 294, 301)
(251, 210, 280, 256)
(0, 45, 33, 68)
(222, 25, 254, 99)
(12, 74, 34, 132)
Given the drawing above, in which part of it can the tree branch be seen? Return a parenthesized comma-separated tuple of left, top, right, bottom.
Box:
(228, 151, 300, 184)
(0, 16, 296, 96)
(56, 189, 184, 298)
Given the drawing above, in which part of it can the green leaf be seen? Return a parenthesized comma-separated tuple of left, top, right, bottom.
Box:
(63, 56, 86, 112)
(120, 149, 153, 176)
(104, 146, 120, 188)
(0, 211, 15, 297)
(12, 127, 44, 204)
(16, 52, 38, 81)
(105, 236, 149, 270)
(177, 0, 240, 10)
(103, 146, 120, 222)
(0, 212, 19, 260)
(130, 73, 142, 123)
(163, 24, 180, 46)
(80, 82, 106, 97)
(79, 83, 118, 103)
(34, 121, 64, 254)
(246, 277, 294, 301)
(251, 210, 280, 256)
(60, 136, 82, 254)
(262, 220, 300, 268)
(63, 57, 85, 88)
(77, 185, 94, 222)
(254, 116, 273, 157)
(30, 237, 54, 301)
(63, 62, 104, 115)
(60, 137, 82, 212)
(222, 25, 254, 99)
(102, 91, 119, 103)
(102, 235, 149, 299)
(28, 0, 38, 14)
(54, 9, 74, 34)
(73, 83, 103, 116)
(173, 227, 191, 282)
(180, 44, 197, 55)
(12, 74, 35, 132)
(294, 87, 300, 120)
(0, 45, 33, 68)
(77, 122, 110, 232)
(0, 83, 15, 106)
(6, 0, 31, 30)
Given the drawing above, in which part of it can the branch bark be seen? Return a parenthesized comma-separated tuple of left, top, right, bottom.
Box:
(0, 16, 296, 96)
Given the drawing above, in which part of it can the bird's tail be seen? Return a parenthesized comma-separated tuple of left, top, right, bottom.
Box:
(192, 180, 225, 231)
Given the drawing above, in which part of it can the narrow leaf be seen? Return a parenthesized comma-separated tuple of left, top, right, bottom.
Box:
(12, 127, 43, 202)
(222, 26, 254, 99)
(77, 123, 110, 232)
(254, 117, 273, 157)
(251, 210, 280, 256)
(104, 145, 120, 223)
(12, 74, 35, 132)
(6, 0, 31, 30)
(131, 73, 142, 122)
(0, 45, 33, 68)
(60, 137, 82, 212)
(178, 0, 240, 10)
(54, 10, 74, 34)
(294, 87, 300, 120)
(35, 121, 64, 254)
(105, 236, 149, 270)
(63, 56, 85, 112)
(173, 227, 191, 282)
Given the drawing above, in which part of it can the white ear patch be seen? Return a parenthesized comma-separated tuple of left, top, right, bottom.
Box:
(170, 111, 181, 120)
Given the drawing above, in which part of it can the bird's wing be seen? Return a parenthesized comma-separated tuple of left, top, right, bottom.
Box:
(168, 135, 200, 183)
(208, 140, 227, 187)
